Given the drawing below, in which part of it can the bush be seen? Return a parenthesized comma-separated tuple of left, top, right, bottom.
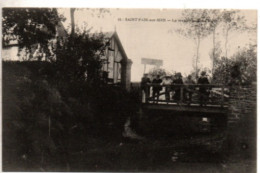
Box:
(212, 44, 257, 85)
(2, 61, 141, 170)
(2, 62, 73, 170)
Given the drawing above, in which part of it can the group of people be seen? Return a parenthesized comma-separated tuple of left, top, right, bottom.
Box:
(141, 71, 210, 106)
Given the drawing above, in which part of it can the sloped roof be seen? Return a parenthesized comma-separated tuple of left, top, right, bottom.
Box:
(103, 31, 129, 61)
(103, 31, 114, 38)
(56, 21, 68, 37)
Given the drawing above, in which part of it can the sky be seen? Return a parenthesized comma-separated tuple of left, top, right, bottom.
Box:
(59, 9, 256, 81)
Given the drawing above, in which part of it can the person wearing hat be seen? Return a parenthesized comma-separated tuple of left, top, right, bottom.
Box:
(185, 75, 195, 105)
(141, 73, 151, 100)
(162, 75, 172, 101)
(152, 75, 162, 103)
(172, 72, 184, 102)
(197, 71, 210, 106)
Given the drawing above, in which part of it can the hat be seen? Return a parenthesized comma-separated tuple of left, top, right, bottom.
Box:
(175, 72, 182, 77)
(201, 71, 206, 76)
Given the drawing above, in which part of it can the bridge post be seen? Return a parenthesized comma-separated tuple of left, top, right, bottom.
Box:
(145, 85, 149, 103)
(180, 86, 183, 103)
(221, 86, 224, 108)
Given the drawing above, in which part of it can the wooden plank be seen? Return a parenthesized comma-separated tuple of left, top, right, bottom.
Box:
(143, 84, 230, 108)
(147, 84, 228, 87)
(145, 85, 148, 103)
(180, 87, 183, 102)
(221, 86, 224, 108)
(142, 104, 228, 114)
(147, 99, 228, 106)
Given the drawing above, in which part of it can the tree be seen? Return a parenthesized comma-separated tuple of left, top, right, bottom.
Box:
(70, 8, 76, 36)
(54, 30, 106, 99)
(148, 67, 167, 79)
(207, 10, 222, 74)
(213, 44, 256, 85)
(68, 8, 110, 36)
(176, 9, 212, 78)
(209, 41, 222, 75)
(2, 8, 65, 60)
(221, 10, 247, 58)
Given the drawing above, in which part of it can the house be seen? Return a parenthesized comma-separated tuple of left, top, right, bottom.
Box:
(2, 28, 132, 90)
(2, 21, 67, 61)
(101, 31, 132, 90)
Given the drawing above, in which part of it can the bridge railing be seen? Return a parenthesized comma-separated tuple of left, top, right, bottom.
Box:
(142, 84, 229, 107)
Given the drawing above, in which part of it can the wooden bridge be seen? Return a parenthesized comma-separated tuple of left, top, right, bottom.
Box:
(141, 84, 230, 114)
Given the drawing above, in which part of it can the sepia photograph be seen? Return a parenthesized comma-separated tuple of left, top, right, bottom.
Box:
(1, 5, 257, 172)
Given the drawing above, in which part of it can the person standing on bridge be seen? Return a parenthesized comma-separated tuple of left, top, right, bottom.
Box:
(162, 75, 172, 102)
(172, 72, 184, 103)
(185, 75, 195, 105)
(141, 73, 151, 100)
(152, 75, 162, 103)
(197, 71, 210, 106)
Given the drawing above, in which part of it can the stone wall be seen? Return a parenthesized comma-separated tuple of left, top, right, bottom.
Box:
(227, 83, 256, 159)
(228, 83, 256, 123)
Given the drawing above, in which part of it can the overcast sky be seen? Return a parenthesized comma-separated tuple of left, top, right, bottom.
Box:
(58, 9, 257, 81)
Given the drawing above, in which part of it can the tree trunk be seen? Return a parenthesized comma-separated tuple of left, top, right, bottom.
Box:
(212, 27, 216, 74)
(70, 8, 76, 36)
(225, 27, 230, 58)
(195, 36, 201, 78)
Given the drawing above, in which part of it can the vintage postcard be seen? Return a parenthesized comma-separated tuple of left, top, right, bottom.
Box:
(1, 1, 258, 172)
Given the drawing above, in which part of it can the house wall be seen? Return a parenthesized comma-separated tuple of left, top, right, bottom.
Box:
(2, 46, 21, 61)
(102, 36, 124, 84)
(109, 37, 123, 83)
(3, 43, 50, 61)
(103, 35, 132, 90)
(111, 37, 123, 83)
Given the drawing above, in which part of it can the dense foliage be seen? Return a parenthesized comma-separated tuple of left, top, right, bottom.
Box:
(2, 8, 140, 171)
(2, 62, 71, 170)
(212, 44, 257, 85)
(3, 8, 65, 60)
(175, 9, 255, 75)
(147, 68, 167, 79)
(53, 31, 106, 99)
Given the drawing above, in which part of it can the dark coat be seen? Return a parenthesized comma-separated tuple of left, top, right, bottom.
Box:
(198, 76, 209, 92)
(173, 78, 184, 85)
(152, 78, 162, 91)
(172, 78, 183, 100)
(141, 77, 151, 90)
